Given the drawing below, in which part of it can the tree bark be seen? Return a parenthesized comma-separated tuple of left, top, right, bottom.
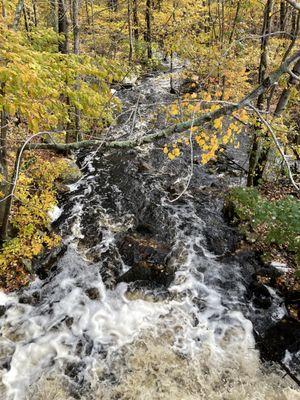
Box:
(1, 0, 6, 17)
(23, 4, 30, 32)
(133, 0, 139, 41)
(72, 0, 82, 142)
(84, 0, 90, 24)
(0, 148, 21, 243)
(128, 0, 134, 62)
(145, 0, 152, 59)
(275, 58, 300, 116)
(12, 0, 25, 30)
(32, 0, 38, 27)
(247, 0, 273, 186)
(72, 0, 80, 54)
(280, 0, 286, 32)
(49, 0, 58, 31)
(58, 0, 69, 53)
(285, 0, 300, 11)
(0, 109, 8, 236)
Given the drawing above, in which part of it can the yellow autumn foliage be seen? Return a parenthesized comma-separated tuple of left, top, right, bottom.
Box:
(0, 157, 68, 290)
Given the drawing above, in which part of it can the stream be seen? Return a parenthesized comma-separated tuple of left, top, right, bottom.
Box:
(0, 60, 299, 400)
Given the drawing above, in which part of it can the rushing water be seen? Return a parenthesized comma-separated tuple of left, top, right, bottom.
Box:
(0, 60, 299, 400)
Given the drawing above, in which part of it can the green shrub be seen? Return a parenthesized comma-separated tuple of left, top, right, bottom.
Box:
(227, 187, 300, 266)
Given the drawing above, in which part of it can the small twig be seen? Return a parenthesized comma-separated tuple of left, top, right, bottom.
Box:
(130, 93, 141, 136)
(286, 68, 300, 81)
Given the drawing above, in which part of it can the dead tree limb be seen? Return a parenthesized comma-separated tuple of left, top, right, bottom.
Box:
(285, 0, 300, 11)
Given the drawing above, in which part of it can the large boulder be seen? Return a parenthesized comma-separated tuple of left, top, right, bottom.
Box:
(117, 234, 173, 286)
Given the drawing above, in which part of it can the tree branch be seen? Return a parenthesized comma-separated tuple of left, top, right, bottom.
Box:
(248, 105, 299, 191)
(285, 0, 300, 11)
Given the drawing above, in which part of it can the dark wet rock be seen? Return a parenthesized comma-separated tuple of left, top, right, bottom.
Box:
(248, 281, 272, 309)
(125, 281, 171, 302)
(256, 266, 283, 285)
(118, 234, 169, 266)
(19, 291, 40, 306)
(223, 199, 237, 223)
(179, 77, 200, 94)
(166, 179, 189, 199)
(34, 244, 67, 280)
(65, 316, 74, 328)
(257, 317, 300, 363)
(135, 223, 154, 236)
(117, 234, 173, 286)
(203, 223, 240, 256)
(0, 305, 6, 317)
(137, 160, 153, 174)
(0, 356, 11, 370)
(98, 247, 123, 289)
(65, 361, 85, 384)
(285, 290, 300, 305)
(118, 258, 173, 286)
(85, 287, 100, 300)
(76, 335, 94, 356)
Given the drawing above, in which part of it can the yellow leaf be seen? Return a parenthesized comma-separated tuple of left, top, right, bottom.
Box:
(213, 117, 223, 130)
(173, 148, 180, 157)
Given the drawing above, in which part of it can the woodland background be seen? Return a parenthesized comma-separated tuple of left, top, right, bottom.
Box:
(0, 0, 299, 290)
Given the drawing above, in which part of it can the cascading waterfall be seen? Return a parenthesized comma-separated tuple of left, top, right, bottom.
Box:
(0, 61, 299, 400)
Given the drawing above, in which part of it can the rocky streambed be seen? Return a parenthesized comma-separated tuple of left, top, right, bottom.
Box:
(0, 60, 299, 400)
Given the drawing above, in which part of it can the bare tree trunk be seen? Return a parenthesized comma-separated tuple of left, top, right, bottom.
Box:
(85, 0, 90, 24)
(58, 0, 69, 54)
(145, 0, 152, 59)
(247, 0, 273, 186)
(0, 82, 12, 242)
(282, 10, 299, 60)
(257, 0, 273, 110)
(73, 0, 80, 54)
(0, 108, 8, 239)
(12, 0, 25, 30)
(275, 58, 300, 116)
(222, 0, 241, 99)
(23, 4, 30, 32)
(0, 148, 20, 243)
(71, 0, 82, 142)
(133, 0, 139, 41)
(50, 0, 58, 31)
(1, 0, 6, 17)
(280, 0, 287, 32)
(128, 0, 134, 62)
(229, 0, 241, 43)
(32, 0, 38, 26)
(170, 0, 176, 93)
